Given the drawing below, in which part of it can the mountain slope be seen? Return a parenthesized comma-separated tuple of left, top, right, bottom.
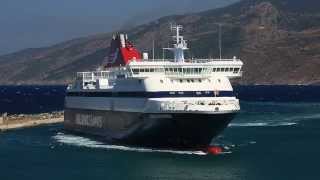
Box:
(0, 0, 320, 85)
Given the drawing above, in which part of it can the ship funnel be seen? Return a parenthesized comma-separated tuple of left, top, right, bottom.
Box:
(104, 34, 141, 68)
(120, 34, 126, 48)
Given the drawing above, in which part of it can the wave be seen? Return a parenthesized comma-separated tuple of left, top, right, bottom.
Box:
(53, 133, 207, 156)
(229, 122, 297, 127)
(283, 113, 320, 122)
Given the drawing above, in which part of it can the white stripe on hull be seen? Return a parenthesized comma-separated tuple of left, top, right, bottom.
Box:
(65, 96, 240, 114)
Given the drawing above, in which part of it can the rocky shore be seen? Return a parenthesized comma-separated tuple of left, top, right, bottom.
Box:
(0, 111, 64, 131)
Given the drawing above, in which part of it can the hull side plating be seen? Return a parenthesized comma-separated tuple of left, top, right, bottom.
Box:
(64, 108, 235, 149)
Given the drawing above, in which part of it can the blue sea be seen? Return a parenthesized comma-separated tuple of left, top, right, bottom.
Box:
(0, 86, 320, 179)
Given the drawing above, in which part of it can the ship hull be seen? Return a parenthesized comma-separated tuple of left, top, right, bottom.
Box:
(64, 108, 235, 149)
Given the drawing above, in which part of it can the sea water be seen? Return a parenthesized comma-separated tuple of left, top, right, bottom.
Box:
(0, 86, 320, 179)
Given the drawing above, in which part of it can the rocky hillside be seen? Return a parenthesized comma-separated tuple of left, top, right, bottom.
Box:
(0, 0, 320, 85)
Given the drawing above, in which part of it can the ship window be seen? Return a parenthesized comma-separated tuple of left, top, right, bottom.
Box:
(195, 68, 199, 73)
(225, 68, 229, 72)
(191, 79, 194, 83)
(160, 80, 164, 83)
(198, 79, 202, 83)
(140, 69, 145, 72)
(169, 68, 174, 72)
(178, 68, 183, 73)
(230, 68, 234, 72)
(212, 68, 216, 72)
(217, 68, 221, 72)
(145, 68, 150, 72)
(221, 68, 225, 72)
(117, 75, 125, 79)
(165, 68, 169, 72)
(150, 68, 155, 72)
(187, 79, 190, 83)
(132, 69, 139, 74)
(174, 68, 178, 72)
(180, 79, 183, 83)
(234, 68, 240, 73)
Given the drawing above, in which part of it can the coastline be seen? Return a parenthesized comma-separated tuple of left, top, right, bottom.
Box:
(0, 111, 64, 132)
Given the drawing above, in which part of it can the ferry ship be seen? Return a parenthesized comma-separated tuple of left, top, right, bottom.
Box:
(64, 25, 243, 150)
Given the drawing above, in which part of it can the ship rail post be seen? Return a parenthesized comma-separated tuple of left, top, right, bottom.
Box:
(0, 113, 4, 125)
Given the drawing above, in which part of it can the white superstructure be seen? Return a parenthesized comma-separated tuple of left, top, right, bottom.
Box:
(65, 25, 243, 116)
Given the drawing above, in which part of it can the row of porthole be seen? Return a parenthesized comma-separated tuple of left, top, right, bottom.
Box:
(160, 79, 221, 83)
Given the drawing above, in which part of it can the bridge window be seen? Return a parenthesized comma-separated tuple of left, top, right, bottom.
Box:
(155, 68, 163, 72)
(217, 68, 221, 72)
(234, 68, 240, 73)
(212, 68, 216, 72)
(132, 69, 139, 74)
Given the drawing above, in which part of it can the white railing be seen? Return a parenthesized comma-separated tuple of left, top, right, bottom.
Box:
(159, 99, 240, 113)
(137, 57, 241, 63)
(77, 71, 110, 81)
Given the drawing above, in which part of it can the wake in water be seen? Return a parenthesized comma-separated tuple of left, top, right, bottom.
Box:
(53, 132, 208, 156)
(231, 101, 320, 128)
(229, 122, 297, 127)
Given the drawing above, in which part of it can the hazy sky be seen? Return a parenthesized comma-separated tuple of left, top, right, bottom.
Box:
(0, 0, 238, 55)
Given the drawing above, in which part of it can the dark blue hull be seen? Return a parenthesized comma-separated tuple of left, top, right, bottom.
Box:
(64, 108, 236, 149)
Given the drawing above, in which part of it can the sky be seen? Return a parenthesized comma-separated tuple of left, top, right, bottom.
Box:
(0, 0, 238, 55)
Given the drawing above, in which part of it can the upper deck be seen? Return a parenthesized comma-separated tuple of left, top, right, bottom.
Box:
(71, 57, 243, 90)
(70, 24, 243, 90)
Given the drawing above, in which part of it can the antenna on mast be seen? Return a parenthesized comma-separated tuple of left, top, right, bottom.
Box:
(218, 23, 222, 60)
(152, 39, 155, 60)
(164, 23, 188, 62)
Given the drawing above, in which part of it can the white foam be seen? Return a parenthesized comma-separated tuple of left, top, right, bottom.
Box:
(53, 133, 207, 156)
(229, 122, 297, 127)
